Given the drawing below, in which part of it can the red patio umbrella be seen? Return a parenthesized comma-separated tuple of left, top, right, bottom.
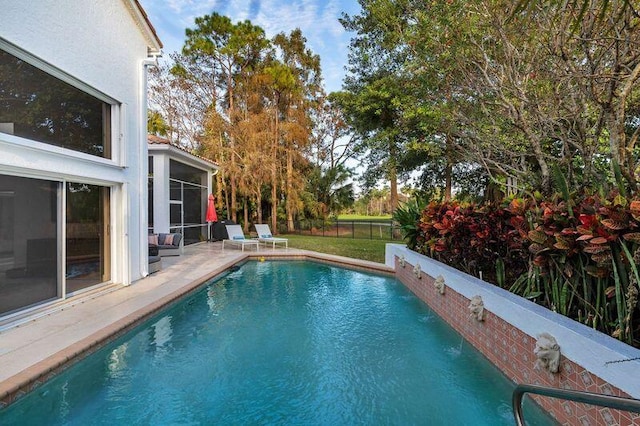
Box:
(206, 194, 218, 222)
(206, 194, 218, 241)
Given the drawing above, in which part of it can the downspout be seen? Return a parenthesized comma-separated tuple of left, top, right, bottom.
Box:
(139, 54, 159, 279)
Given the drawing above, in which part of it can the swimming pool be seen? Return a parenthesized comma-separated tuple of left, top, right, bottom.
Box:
(0, 261, 554, 425)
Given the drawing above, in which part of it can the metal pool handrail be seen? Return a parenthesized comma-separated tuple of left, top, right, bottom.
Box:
(513, 383, 640, 426)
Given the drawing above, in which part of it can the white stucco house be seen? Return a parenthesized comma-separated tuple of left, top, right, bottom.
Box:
(0, 0, 162, 319)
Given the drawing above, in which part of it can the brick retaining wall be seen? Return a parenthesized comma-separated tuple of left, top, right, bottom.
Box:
(395, 257, 640, 426)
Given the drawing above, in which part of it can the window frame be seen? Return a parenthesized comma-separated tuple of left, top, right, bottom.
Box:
(0, 37, 123, 166)
(0, 171, 116, 318)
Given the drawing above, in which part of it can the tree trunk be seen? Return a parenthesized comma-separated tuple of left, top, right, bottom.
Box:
(286, 145, 294, 231)
(222, 170, 230, 221)
(271, 107, 279, 233)
(228, 73, 238, 223)
(520, 121, 550, 193)
(243, 197, 249, 232)
(230, 176, 237, 223)
(216, 172, 224, 220)
(256, 191, 263, 225)
(444, 133, 453, 201)
(389, 141, 398, 212)
(531, 136, 550, 194)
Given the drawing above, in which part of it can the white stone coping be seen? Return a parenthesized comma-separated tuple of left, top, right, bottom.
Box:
(386, 244, 640, 399)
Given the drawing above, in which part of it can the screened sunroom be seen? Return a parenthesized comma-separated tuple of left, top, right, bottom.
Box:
(148, 135, 219, 246)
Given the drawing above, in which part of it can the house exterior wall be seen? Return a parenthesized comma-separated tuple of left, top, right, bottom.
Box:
(151, 154, 171, 234)
(0, 0, 159, 287)
(386, 244, 640, 425)
(0, 1, 152, 104)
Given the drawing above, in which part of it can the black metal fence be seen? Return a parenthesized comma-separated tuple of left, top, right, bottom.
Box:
(277, 219, 403, 241)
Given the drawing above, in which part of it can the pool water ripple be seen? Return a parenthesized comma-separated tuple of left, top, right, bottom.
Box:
(0, 261, 554, 425)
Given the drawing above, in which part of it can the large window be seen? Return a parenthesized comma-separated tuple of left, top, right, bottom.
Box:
(0, 47, 111, 158)
(169, 160, 203, 185)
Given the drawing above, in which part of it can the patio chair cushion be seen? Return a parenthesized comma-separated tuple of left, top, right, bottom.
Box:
(157, 233, 182, 248)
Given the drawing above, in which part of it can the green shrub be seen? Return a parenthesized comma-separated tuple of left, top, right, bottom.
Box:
(414, 193, 640, 348)
(392, 198, 427, 250)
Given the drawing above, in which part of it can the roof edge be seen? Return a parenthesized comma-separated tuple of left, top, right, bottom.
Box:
(124, 0, 163, 54)
(148, 135, 219, 170)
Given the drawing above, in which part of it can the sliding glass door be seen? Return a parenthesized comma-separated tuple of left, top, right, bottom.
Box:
(0, 175, 59, 315)
(66, 183, 110, 293)
(0, 175, 111, 316)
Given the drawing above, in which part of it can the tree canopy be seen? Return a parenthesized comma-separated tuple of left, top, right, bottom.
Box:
(148, 14, 358, 230)
(148, 1, 640, 227)
(338, 0, 640, 200)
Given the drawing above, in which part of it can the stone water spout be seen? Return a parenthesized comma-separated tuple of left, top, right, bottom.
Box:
(468, 295, 485, 321)
(534, 332, 561, 374)
(434, 275, 445, 295)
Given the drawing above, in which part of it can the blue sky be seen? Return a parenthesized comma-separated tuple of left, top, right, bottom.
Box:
(138, 0, 361, 93)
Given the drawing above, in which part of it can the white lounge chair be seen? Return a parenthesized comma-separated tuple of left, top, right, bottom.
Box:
(255, 224, 288, 250)
(222, 225, 260, 252)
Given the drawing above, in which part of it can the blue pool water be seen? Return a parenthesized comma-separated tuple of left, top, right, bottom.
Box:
(1, 261, 554, 425)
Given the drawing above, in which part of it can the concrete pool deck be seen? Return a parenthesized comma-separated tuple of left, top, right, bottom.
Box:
(0, 241, 392, 407)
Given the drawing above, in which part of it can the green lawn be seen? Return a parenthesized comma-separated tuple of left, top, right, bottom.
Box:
(337, 214, 392, 221)
(282, 234, 398, 264)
